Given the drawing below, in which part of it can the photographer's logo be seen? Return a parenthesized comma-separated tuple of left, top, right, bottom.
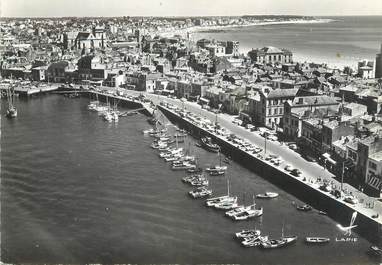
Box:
(337, 211, 358, 236)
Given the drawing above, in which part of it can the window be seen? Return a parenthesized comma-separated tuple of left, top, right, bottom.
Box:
(279, 108, 283, 114)
(268, 109, 272, 115)
(369, 161, 377, 170)
(273, 109, 277, 115)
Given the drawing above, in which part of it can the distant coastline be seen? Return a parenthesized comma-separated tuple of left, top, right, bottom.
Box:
(158, 18, 335, 38)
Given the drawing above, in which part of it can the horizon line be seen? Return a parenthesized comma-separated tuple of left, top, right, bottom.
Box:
(1, 14, 382, 19)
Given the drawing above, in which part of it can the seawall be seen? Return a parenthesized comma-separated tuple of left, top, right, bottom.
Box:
(158, 105, 382, 244)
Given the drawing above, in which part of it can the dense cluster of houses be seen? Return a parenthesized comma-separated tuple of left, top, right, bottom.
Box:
(2, 17, 382, 197)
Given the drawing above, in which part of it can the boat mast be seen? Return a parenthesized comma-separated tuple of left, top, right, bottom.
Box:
(227, 178, 230, 196)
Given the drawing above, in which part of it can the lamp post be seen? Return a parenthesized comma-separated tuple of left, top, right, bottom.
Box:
(264, 132, 268, 156)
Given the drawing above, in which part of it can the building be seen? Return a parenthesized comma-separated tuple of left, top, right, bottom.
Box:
(283, 95, 340, 141)
(365, 151, 382, 197)
(358, 59, 375, 79)
(255, 87, 298, 128)
(46, 61, 69, 82)
(248, 46, 293, 64)
(77, 55, 107, 82)
(205, 44, 226, 57)
(31, 66, 47, 81)
(226, 41, 239, 57)
(357, 135, 382, 196)
(375, 44, 382, 78)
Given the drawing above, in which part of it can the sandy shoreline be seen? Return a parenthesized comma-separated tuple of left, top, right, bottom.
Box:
(156, 18, 335, 38)
(155, 18, 359, 70)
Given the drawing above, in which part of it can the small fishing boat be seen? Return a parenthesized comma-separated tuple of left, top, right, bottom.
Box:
(305, 237, 330, 244)
(261, 225, 297, 249)
(296, 204, 312, 211)
(187, 167, 203, 173)
(256, 192, 279, 199)
(206, 165, 227, 172)
(206, 179, 235, 207)
(241, 235, 268, 247)
(318, 210, 328, 215)
(206, 195, 232, 207)
(232, 206, 263, 220)
(209, 170, 225, 176)
(235, 229, 261, 239)
(214, 197, 239, 210)
(200, 137, 220, 153)
(6, 86, 17, 118)
(261, 236, 297, 249)
(189, 187, 212, 198)
(369, 245, 382, 257)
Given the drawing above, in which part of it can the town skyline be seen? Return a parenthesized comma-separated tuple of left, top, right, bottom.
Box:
(2, 0, 382, 18)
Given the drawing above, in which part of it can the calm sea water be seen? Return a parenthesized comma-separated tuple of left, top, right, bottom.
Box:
(1, 95, 378, 264)
(192, 16, 382, 68)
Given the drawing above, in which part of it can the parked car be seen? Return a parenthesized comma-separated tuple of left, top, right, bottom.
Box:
(288, 143, 298, 151)
(284, 165, 293, 171)
(290, 168, 302, 177)
(302, 154, 317, 162)
(246, 124, 255, 130)
(267, 135, 278, 141)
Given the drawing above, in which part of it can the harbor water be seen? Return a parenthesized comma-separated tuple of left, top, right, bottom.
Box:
(1, 95, 378, 264)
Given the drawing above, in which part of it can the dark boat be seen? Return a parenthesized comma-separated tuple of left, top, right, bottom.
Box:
(369, 245, 382, 257)
(200, 137, 220, 153)
(6, 87, 17, 118)
(223, 157, 231, 164)
(187, 167, 203, 173)
(147, 117, 157, 125)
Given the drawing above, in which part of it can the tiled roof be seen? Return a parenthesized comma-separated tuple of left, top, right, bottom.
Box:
(265, 88, 298, 99)
(292, 95, 338, 106)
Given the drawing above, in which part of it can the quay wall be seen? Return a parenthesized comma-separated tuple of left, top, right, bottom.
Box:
(158, 105, 381, 244)
(86, 91, 153, 116)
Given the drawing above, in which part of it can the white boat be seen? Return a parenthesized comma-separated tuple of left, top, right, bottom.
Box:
(189, 187, 212, 198)
(235, 229, 261, 239)
(256, 192, 279, 199)
(143, 128, 155, 134)
(87, 100, 100, 110)
(103, 112, 113, 122)
(171, 162, 196, 170)
(233, 206, 263, 220)
(6, 86, 17, 118)
(226, 206, 246, 217)
(112, 111, 119, 122)
(206, 195, 231, 207)
(261, 236, 297, 249)
(206, 165, 227, 172)
(206, 178, 235, 207)
(214, 196, 239, 210)
(305, 237, 330, 244)
(242, 235, 269, 247)
(190, 178, 209, 187)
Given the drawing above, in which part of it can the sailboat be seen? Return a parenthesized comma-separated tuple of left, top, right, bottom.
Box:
(261, 224, 297, 249)
(232, 195, 263, 220)
(206, 151, 227, 176)
(6, 86, 17, 118)
(206, 178, 235, 207)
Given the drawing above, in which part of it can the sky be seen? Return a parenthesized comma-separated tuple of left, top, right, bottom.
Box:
(1, 0, 382, 17)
